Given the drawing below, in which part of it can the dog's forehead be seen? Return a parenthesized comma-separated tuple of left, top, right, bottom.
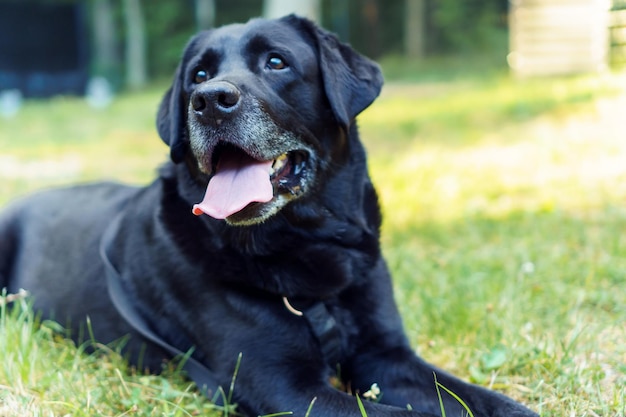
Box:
(195, 18, 315, 59)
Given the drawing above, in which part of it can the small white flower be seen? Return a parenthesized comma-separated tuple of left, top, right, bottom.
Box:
(363, 383, 381, 401)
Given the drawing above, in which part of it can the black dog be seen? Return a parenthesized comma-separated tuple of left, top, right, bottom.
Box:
(0, 15, 537, 417)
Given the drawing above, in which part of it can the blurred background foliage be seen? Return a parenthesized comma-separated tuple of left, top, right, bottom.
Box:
(2, 0, 623, 94)
(144, 0, 510, 78)
(0, 0, 512, 90)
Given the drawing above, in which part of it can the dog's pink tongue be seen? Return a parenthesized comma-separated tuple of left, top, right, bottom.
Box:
(192, 149, 273, 219)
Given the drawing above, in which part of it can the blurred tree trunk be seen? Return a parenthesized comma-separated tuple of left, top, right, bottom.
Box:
(263, 0, 320, 22)
(123, 0, 147, 89)
(363, 0, 380, 58)
(195, 0, 215, 30)
(92, 0, 118, 80)
(405, 0, 426, 58)
(328, 0, 350, 42)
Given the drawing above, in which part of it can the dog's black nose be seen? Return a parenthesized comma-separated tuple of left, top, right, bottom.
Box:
(191, 81, 241, 122)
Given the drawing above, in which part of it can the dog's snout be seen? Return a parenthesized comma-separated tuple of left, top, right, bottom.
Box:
(192, 81, 241, 122)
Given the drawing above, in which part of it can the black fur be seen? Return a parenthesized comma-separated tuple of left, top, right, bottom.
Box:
(0, 15, 537, 417)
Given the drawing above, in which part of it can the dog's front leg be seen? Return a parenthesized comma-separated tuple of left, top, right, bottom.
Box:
(229, 368, 440, 417)
(345, 345, 538, 417)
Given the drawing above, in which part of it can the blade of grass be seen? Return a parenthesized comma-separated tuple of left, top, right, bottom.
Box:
(355, 394, 369, 417)
(434, 372, 475, 417)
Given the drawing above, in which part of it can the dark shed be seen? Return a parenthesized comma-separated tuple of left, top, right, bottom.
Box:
(0, 2, 89, 97)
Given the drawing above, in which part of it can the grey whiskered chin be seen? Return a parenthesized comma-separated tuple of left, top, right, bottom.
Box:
(187, 99, 303, 173)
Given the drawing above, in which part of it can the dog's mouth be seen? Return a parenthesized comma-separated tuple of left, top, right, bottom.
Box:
(192, 144, 310, 224)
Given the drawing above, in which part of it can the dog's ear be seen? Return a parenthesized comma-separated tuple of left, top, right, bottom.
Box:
(157, 63, 187, 163)
(157, 34, 207, 164)
(292, 17, 383, 128)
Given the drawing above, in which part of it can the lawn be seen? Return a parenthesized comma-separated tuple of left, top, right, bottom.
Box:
(1, 64, 625, 417)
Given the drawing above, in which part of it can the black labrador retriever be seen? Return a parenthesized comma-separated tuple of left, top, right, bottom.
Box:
(0, 15, 537, 417)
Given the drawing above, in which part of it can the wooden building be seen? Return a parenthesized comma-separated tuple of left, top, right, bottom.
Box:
(508, 0, 612, 76)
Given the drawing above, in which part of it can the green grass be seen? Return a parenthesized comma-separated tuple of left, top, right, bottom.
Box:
(1, 64, 626, 416)
(0, 291, 226, 416)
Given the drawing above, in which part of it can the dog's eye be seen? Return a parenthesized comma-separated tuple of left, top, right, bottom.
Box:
(266, 55, 288, 70)
(193, 69, 209, 84)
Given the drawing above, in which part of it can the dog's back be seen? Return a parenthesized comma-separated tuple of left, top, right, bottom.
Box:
(0, 183, 139, 339)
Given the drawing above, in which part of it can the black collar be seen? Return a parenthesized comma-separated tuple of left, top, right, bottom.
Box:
(281, 296, 344, 368)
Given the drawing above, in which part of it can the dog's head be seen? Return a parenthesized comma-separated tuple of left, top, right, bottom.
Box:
(157, 15, 382, 226)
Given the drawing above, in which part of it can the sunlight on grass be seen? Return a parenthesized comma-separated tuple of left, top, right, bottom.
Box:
(362, 74, 626, 227)
(0, 89, 168, 202)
